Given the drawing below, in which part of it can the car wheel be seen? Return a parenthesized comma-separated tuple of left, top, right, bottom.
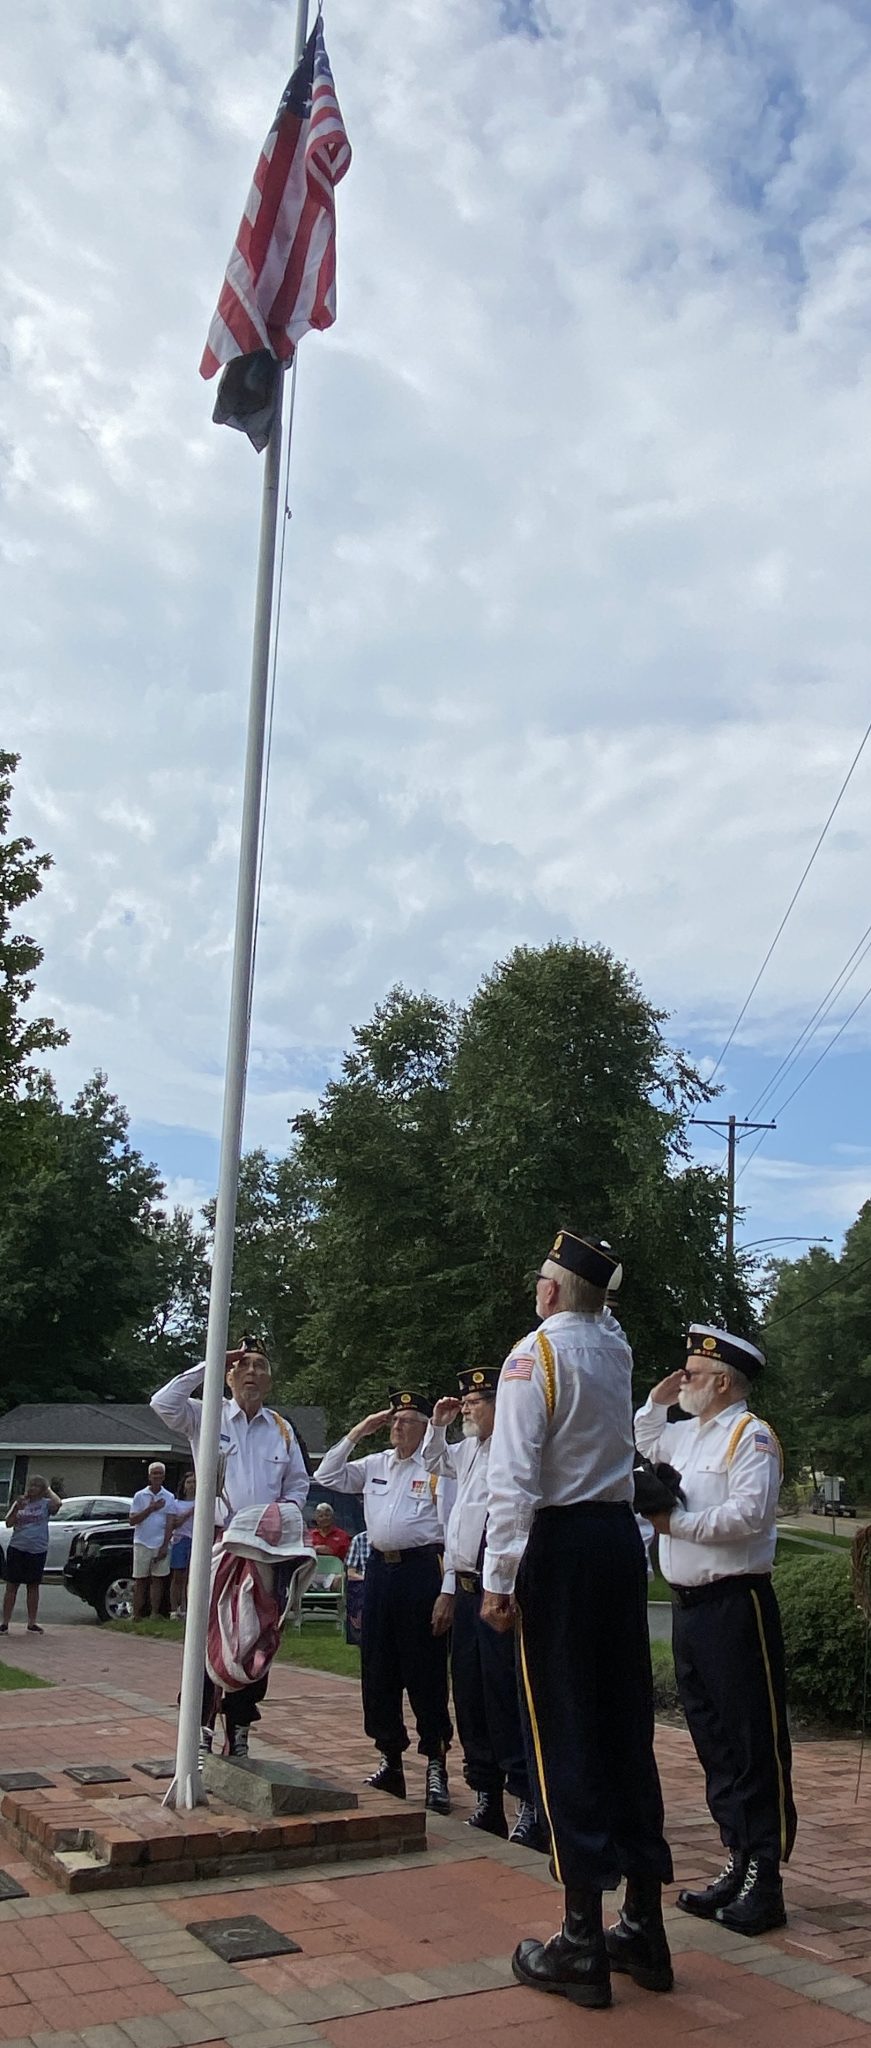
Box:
(95, 1574, 135, 1623)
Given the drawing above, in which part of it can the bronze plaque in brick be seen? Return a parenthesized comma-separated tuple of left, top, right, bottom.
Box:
(187, 1915, 302, 1962)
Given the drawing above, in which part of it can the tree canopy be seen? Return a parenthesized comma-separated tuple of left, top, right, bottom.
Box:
(281, 945, 744, 1433)
(762, 1205, 871, 1492)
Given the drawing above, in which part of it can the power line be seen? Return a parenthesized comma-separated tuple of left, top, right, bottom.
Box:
(708, 717, 871, 1084)
(735, 974, 871, 1189)
(765, 1249, 871, 1329)
(744, 916, 871, 1120)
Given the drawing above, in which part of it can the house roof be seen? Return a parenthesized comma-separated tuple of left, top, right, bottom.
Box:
(0, 1400, 327, 1458)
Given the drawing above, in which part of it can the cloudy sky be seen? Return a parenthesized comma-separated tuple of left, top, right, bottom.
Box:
(4, 0, 871, 1265)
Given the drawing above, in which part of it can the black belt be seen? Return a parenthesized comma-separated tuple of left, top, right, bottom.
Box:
(456, 1571, 481, 1594)
(371, 1544, 442, 1566)
(671, 1572, 772, 1609)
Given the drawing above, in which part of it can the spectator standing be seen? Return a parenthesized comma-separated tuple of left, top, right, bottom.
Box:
(482, 1230, 673, 2010)
(316, 1389, 453, 1813)
(1, 1476, 60, 1634)
(129, 1464, 177, 1620)
(425, 1366, 547, 1850)
(636, 1324, 796, 1936)
(167, 1473, 196, 1619)
(308, 1503, 351, 1560)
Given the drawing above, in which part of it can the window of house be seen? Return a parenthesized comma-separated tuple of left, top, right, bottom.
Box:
(0, 1458, 14, 1509)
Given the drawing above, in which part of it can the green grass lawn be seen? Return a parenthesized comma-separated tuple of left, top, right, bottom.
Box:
(0, 1658, 51, 1690)
(109, 1616, 361, 1679)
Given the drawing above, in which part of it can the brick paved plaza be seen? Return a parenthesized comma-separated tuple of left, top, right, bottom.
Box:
(1, 1627, 870, 2048)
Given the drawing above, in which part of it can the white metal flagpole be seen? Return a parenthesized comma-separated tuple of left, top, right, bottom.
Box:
(166, 0, 310, 1812)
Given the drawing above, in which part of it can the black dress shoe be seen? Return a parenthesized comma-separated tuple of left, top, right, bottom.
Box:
(715, 1858, 786, 1936)
(425, 1757, 450, 1814)
(509, 1801, 549, 1853)
(364, 1756, 406, 1799)
(678, 1851, 746, 1920)
(605, 1876, 673, 1993)
(468, 1792, 508, 1837)
(511, 1889, 611, 2009)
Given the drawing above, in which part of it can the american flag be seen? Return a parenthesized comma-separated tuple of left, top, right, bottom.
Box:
(200, 19, 351, 439)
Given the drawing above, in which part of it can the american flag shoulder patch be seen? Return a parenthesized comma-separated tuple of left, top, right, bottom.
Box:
(754, 1432, 773, 1451)
(503, 1354, 535, 1382)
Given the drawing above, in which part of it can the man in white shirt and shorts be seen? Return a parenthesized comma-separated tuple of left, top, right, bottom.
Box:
(129, 1464, 177, 1620)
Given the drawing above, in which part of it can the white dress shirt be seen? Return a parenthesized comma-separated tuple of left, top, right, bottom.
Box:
(634, 1395, 781, 1586)
(129, 1486, 177, 1550)
(315, 1436, 446, 1551)
(151, 1364, 310, 1523)
(483, 1310, 636, 1596)
(423, 1427, 490, 1593)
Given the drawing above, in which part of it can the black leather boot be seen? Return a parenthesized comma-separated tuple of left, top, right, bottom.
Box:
(605, 1875, 673, 1993)
(364, 1755, 406, 1799)
(678, 1851, 747, 1920)
(425, 1756, 451, 1814)
(509, 1801, 550, 1853)
(467, 1791, 508, 1837)
(512, 1888, 611, 2009)
(715, 1857, 786, 1935)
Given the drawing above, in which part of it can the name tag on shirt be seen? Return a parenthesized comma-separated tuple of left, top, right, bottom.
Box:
(370, 1477, 388, 1488)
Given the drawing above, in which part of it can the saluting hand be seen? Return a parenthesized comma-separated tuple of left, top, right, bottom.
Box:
(350, 1408, 394, 1442)
(650, 1369, 685, 1406)
(432, 1397, 461, 1427)
(480, 1591, 516, 1634)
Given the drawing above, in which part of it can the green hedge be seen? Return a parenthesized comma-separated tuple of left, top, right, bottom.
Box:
(649, 1556, 870, 1728)
(775, 1552, 869, 1726)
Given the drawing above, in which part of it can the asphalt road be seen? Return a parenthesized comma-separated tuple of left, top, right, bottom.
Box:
(4, 1581, 100, 1627)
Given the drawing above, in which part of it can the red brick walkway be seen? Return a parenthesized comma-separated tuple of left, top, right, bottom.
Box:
(0, 1625, 869, 2048)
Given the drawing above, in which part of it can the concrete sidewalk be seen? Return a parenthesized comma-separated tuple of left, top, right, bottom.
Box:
(1, 1625, 870, 2048)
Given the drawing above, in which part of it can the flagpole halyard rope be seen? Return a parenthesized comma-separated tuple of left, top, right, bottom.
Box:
(244, 349, 300, 1136)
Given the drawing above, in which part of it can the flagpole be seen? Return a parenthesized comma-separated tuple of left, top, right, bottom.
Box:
(166, 0, 310, 1813)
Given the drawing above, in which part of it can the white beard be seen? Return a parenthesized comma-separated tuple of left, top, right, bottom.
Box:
(462, 1418, 480, 1438)
(678, 1385, 715, 1418)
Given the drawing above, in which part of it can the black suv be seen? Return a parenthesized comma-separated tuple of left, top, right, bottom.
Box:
(64, 1519, 139, 1622)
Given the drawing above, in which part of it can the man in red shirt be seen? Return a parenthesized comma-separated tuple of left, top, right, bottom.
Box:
(308, 1502, 351, 1560)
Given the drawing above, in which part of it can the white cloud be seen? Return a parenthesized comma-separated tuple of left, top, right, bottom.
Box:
(3, 0, 871, 1223)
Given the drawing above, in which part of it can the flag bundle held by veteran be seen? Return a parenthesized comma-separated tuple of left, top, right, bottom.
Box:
(200, 16, 351, 450)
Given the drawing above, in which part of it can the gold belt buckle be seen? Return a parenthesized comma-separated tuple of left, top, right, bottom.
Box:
(382, 1548, 401, 1565)
(459, 1573, 479, 1594)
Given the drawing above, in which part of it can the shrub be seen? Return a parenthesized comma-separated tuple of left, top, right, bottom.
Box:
(775, 1551, 870, 1726)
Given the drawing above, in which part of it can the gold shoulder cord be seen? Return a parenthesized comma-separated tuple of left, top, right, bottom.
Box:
(269, 1409, 291, 1449)
(535, 1332, 557, 1420)
(726, 1413, 784, 1476)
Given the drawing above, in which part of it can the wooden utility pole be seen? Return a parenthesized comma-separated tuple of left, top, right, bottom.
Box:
(689, 1114, 777, 1280)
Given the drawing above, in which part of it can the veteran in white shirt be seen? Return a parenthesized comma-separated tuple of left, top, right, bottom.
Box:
(424, 1365, 545, 1851)
(316, 1388, 452, 1813)
(151, 1346, 309, 1526)
(484, 1230, 673, 2013)
(636, 1324, 796, 1940)
(151, 1338, 309, 1762)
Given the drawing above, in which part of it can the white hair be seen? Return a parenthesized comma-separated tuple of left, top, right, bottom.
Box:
(722, 1365, 752, 1402)
(541, 1258, 608, 1314)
